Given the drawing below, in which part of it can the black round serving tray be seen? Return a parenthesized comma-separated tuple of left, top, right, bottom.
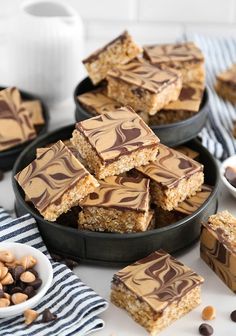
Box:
(0, 87, 49, 171)
(12, 124, 219, 266)
(74, 77, 209, 147)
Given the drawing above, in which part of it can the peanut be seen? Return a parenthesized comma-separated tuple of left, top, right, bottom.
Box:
(24, 309, 38, 325)
(0, 251, 14, 263)
(202, 306, 216, 321)
(20, 271, 36, 283)
(0, 298, 10, 307)
(11, 293, 28, 305)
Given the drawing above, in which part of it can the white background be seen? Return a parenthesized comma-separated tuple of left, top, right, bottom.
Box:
(1, 0, 236, 335)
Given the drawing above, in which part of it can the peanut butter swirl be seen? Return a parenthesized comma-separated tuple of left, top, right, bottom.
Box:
(162, 82, 204, 112)
(175, 184, 212, 215)
(136, 144, 203, 189)
(113, 250, 204, 313)
(15, 140, 90, 212)
(0, 87, 36, 151)
(77, 88, 122, 115)
(80, 176, 149, 212)
(76, 107, 160, 164)
(144, 42, 204, 66)
(107, 59, 179, 94)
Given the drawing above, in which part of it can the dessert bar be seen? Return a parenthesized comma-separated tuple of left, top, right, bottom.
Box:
(0, 87, 36, 151)
(136, 144, 204, 210)
(111, 250, 204, 334)
(83, 30, 142, 85)
(71, 107, 160, 179)
(200, 211, 236, 292)
(107, 59, 182, 115)
(174, 145, 199, 160)
(215, 64, 236, 104)
(79, 176, 152, 233)
(144, 41, 205, 84)
(15, 140, 99, 221)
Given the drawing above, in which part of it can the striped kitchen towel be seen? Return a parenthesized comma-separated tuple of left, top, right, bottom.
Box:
(0, 207, 108, 336)
(184, 33, 236, 160)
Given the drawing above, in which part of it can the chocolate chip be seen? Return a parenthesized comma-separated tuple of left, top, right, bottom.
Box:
(42, 308, 57, 322)
(199, 323, 214, 335)
(10, 286, 24, 295)
(230, 310, 236, 322)
(24, 286, 35, 298)
(63, 259, 79, 270)
(0, 289, 4, 298)
(11, 266, 25, 281)
(30, 278, 42, 290)
(51, 253, 62, 262)
(0, 170, 4, 182)
(28, 268, 39, 278)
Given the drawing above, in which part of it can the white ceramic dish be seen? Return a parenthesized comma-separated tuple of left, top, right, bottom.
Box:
(0, 242, 53, 318)
(220, 154, 236, 199)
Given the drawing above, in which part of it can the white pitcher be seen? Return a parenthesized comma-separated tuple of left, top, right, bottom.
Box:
(4, 0, 84, 104)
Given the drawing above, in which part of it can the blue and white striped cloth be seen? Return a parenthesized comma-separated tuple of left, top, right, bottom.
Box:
(0, 207, 108, 336)
(185, 34, 236, 160)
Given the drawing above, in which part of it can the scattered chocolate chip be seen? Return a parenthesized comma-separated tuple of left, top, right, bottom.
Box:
(0, 170, 4, 182)
(0, 289, 4, 298)
(63, 258, 79, 270)
(11, 286, 24, 295)
(42, 308, 57, 322)
(11, 266, 25, 281)
(51, 253, 62, 262)
(24, 286, 35, 298)
(30, 278, 42, 290)
(199, 323, 214, 335)
(230, 310, 236, 322)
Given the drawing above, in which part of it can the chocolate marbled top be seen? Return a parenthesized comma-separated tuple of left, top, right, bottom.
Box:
(15, 140, 93, 212)
(143, 42, 204, 66)
(113, 250, 204, 313)
(0, 87, 36, 151)
(175, 184, 212, 215)
(22, 100, 44, 125)
(77, 88, 122, 115)
(162, 82, 204, 112)
(80, 176, 149, 212)
(76, 107, 160, 164)
(136, 144, 203, 189)
(217, 64, 236, 86)
(107, 59, 180, 94)
(203, 211, 236, 255)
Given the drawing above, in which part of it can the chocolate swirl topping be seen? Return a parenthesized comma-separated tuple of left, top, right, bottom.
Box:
(162, 82, 204, 112)
(114, 250, 204, 313)
(77, 88, 122, 115)
(76, 107, 160, 164)
(107, 59, 179, 94)
(80, 176, 150, 212)
(175, 184, 212, 215)
(143, 42, 204, 66)
(15, 140, 90, 212)
(0, 87, 36, 151)
(136, 144, 203, 188)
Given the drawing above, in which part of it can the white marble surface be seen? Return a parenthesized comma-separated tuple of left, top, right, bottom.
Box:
(1, 99, 236, 336)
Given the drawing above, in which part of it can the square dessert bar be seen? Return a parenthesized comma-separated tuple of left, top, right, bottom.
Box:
(143, 41, 205, 84)
(107, 59, 182, 115)
(83, 30, 142, 85)
(71, 107, 160, 179)
(111, 250, 204, 334)
(136, 144, 204, 210)
(77, 88, 122, 115)
(215, 64, 236, 104)
(15, 140, 99, 222)
(0, 87, 36, 151)
(79, 176, 152, 233)
(149, 81, 204, 125)
(22, 100, 44, 126)
(156, 184, 212, 227)
(200, 211, 236, 293)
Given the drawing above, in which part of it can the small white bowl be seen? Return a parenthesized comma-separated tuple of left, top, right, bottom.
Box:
(220, 154, 236, 199)
(0, 242, 53, 318)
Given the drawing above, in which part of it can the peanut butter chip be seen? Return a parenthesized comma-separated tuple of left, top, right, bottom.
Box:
(20, 256, 37, 270)
(11, 293, 28, 305)
(0, 251, 14, 263)
(0, 298, 10, 307)
(20, 271, 36, 283)
(24, 309, 38, 325)
(1, 273, 14, 285)
(202, 306, 216, 321)
(0, 267, 8, 280)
